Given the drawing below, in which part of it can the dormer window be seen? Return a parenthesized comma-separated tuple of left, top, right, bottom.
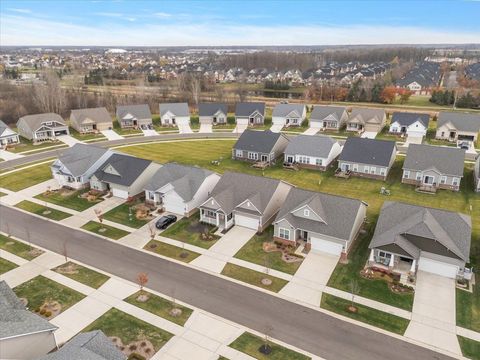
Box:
(247, 201, 250, 207)
(304, 209, 310, 216)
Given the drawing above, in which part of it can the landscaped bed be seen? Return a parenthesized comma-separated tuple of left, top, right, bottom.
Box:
(15, 200, 72, 220)
(103, 200, 154, 229)
(0, 257, 18, 275)
(0, 234, 44, 260)
(0, 162, 53, 191)
(144, 240, 200, 263)
(13, 275, 85, 319)
(458, 335, 480, 360)
(35, 188, 103, 211)
(53, 261, 110, 289)
(160, 215, 220, 249)
(221, 263, 288, 293)
(81, 221, 130, 240)
(83, 308, 173, 359)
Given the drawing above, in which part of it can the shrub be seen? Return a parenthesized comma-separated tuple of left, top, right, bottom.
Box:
(129, 344, 137, 351)
(128, 353, 146, 360)
(39, 309, 46, 315)
(44, 311, 52, 317)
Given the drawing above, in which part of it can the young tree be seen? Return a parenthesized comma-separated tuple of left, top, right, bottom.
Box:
(398, 89, 412, 104)
(136, 272, 148, 292)
(349, 280, 360, 311)
(94, 209, 103, 223)
(380, 86, 397, 104)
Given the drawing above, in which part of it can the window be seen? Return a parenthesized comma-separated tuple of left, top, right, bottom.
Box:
(304, 209, 310, 217)
(235, 149, 243, 157)
(279, 228, 290, 240)
(364, 166, 369, 174)
(248, 152, 258, 160)
(148, 191, 155, 200)
(403, 170, 410, 179)
(416, 172, 422, 181)
(452, 177, 459, 186)
(227, 213, 233, 220)
(353, 164, 358, 171)
(378, 251, 391, 259)
(315, 158, 323, 167)
(298, 156, 309, 164)
(440, 176, 447, 184)
(370, 167, 376, 174)
(380, 168, 386, 176)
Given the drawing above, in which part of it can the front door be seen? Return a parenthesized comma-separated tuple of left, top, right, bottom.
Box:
(249, 117, 254, 125)
(449, 131, 456, 140)
(218, 213, 225, 228)
(423, 175, 434, 185)
(261, 154, 268, 162)
(133, 120, 138, 127)
(172, 118, 176, 125)
(287, 156, 294, 163)
(341, 163, 350, 171)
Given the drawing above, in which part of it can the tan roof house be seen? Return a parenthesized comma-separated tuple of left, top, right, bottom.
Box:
(70, 107, 113, 133)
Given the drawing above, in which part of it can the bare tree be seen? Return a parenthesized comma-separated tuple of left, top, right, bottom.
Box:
(33, 71, 67, 114)
(190, 76, 201, 106)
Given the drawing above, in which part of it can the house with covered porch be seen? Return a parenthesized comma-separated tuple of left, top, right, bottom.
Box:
(435, 111, 480, 144)
(346, 108, 386, 134)
(16, 113, 69, 142)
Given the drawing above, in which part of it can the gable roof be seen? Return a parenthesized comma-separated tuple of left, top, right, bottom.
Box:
(272, 103, 305, 118)
(159, 103, 190, 117)
(233, 129, 289, 153)
(145, 163, 215, 202)
(369, 201, 471, 262)
(0, 120, 16, 136)
(391, 112, 430, 128)
(285, 134, 337, 158)
(38, 330, 126, 360)
(198, 103, 228, 117)
(116, 104, 152, 120)
(437, 112, 480, 133)
(0, 280, 57, 340)
(235, 102, 265, 117)
(275, 188, 364, 240)
(310, 105, 347, 122)
(403, 144, 465, 176)
(339, 137, 396, 167)
(71, 107, 112, 125)
(349, 108, 385, 124)
(18, 113, 66, 130)
(93, 153, 153, 186)
(53, 144, 110, 177)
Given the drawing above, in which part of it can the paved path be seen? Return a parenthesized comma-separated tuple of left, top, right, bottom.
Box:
(303, 127, 320, 135)
(142, 128, 159, 136)
(269, 124, 283, 133)
(0, 149, 25, 161)
(198, 124, 213, 133)
(360, 131, 378, 139)
(232, 124, 247, 134)
(57, 135, 84, 147)
(178, 124, 193, 134)
(0, 206, 455, 360)
(100, 129, 125, 140)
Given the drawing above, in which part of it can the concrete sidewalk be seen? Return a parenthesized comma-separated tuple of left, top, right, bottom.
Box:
(0, 149, 25, 161)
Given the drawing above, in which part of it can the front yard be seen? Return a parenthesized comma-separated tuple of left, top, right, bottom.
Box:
(0, 257, 17, 274)
(52, 261, 110, 289)
(103, 200, 154, 229)
(221, 263, 288, 293)
(0, 162, 53, 191)
(35, 188, 103, 211)
(15, 200, 72, 220)
(81, 221, 130, 240)
(0, 234, 44, 260)
(160, 215, 220, 249)
(144, 240, 201, 263)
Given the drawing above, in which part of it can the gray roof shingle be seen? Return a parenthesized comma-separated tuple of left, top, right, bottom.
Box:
(233, 130, 289, 153)
(391, 112, 430, 128)
(159, 103, 190, 117)
(437, 112, 480, 133)
(53, 144, 110, 177)
(310, 105, 347, 122)
(198, 103, 228, 117)
(284, 135, 338, 158)
(18, 113, 66, 130)
(116, 104, 152, 121)
(339, 137, 396, 167)
(93, 153, 152, 186)
(71, 108, 112, 125)
(403, 144, 465, 176)
(272, 104, 305, 118)
(349, 108, 385, 125)
(235, 102, 265, 117)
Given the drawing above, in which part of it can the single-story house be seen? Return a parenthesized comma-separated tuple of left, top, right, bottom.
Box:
(338, 137, 397, 180)
(16, 113, 69, 142)
(368, 201, 471, 279)
(402, 144, 465, 191)
(198, 103, 228, 125)
(38, 330, 126, 360)
(70, 107, 113, 133)
(51, 143, 114, 189)
(199, 171, 292, 232)
(389, 112, 430, 141)
(435, 111, 480, 143)
(272, 103, 306, 127)
(235, 102, 265, 126)
(232, 129, 289, 165)
(284, 134, 342, 171)
(159, 103, 190, 127)
(309, 105, 348, 131)
(346, 108, 386, 133)
(0, 280, 58, 360)
(0, 120, 20, 146)
(116, 104, 152, 129)
(475, 155, 480, 192)
(90, 153, 161, 199)
(273, 188, 367, 256)
(145, 163, 220, 216)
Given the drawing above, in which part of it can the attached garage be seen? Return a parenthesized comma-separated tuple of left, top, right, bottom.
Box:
(234, 214, 259, 230)
(164, 202, 185, 215)
(236, 118, 248, 126)
(310, 237, 344, 256)
(310, 121, 323, 128)
(175, 117, 190, 126)
(112, 187, 129, 199)
(418, 257, 459, 278)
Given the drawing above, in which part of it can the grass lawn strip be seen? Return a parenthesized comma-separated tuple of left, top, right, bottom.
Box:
(320, 293, 409, 335)
(52, 261, 110, 289)
(81, 221, 130, 240)
(221, 263, 288, 293)
(456, 288, 480, 332)
(144, 240, 200, 263)
(161, 215, 220, 249)
(458, 336, 480, 360)
(0, 257, 18, 274)
(103, 202, 151, 229)
(0, 162, 52, 191)
(15, 200, 72, 220)
(125, 290, 193, 326)
(0, 234, 44, 260)
(35, 188, 102, 211)
(230, 332, 310, 360)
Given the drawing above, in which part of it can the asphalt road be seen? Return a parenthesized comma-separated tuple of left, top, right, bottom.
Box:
(0, 206, 454, 360)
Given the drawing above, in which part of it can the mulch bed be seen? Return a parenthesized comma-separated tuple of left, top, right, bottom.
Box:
(263, 242, 303, 263)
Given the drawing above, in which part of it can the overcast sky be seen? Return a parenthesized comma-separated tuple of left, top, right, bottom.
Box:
(1, 0, 480, 46)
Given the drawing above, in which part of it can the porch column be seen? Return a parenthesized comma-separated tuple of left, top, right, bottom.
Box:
(369, 249, 375, 262)
(410, 259, 416, 272)
(389, 254, 395, 267)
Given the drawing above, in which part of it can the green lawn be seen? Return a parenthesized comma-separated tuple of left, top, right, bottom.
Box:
(320, 293, 410, 335)
(125, 290, 193, 326)
(0, 162, 53, 191)
(83, 308, 173, 352)
(35, 188, 103, 211)
(144, 240, 201, 263)
(15, 200, 72, 220)
(69, 127, 107, 142)
(14, 275, 85, 316)
(458, 336, 480, 360)
(8, 137, 64, 153)
(234, 226, 303, 275)
(161, 215, 220, 249)
(113, 120, 143, 136)
(230, 332, 310, 360)
(103, 201, 152, 229)
(0, 257, 18, 274)
(81, 221, 130, 240)
(221, 263, 288, 293)
(0, 234, 43, 260)
(0, 191, 7, 197)
(456, 288, 480, 332)
(52, 261, 110, 289)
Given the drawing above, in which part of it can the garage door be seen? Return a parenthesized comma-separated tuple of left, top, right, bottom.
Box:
(112, 187, 129, 199)
(418, 257, 459, 278)
(310, 237, 343, 256)
(164, 202, 185, 215)
(310, 121, 322, 128)
(234, 214, 259, 230)
(176, 118, 189, 126)
(236, 118, 248, 126)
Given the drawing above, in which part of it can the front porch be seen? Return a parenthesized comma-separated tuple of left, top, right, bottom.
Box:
(199, 208, 233, 231)
(367, 249, 417, 285)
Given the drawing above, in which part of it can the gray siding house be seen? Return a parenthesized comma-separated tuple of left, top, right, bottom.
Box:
(235, 102, 265, 126)
(16, 113, 69, 142)
(346, 108, 386, 133)
(198, 103, 228, 125)
(475, 155, 480, 192)
(402, 144, 465, 192)
(116, 104, 152, 129)
(0, 120, 20, 146)
(271, 103, 306, 127)
(159, 103, 190, 126)
(70, 107, 113, 133)
(436, 111, 480, 143)
(232, 130, 289, 165)
(309, 105, 348, 131)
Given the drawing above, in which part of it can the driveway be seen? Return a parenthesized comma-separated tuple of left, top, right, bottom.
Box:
(360, 131, 378, 139)
(269, 124, 284, 133)
(198, 124, 212, 133)
(178, 124, 193, 134)
(57, 134, 84, 147)
(100, 129, 124, 140)
(302, 127, 320, 135)
(142, 128, 159, 136)
(0, 149, 24, 160)
(406, 135, 423, 145)
(404, 271, 460, 354)
(232, 124, 248, 134)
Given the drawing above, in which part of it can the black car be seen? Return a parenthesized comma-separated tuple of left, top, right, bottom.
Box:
(155, 215, 177, 229)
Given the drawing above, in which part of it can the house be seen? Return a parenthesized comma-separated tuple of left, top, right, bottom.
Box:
(90, 153, 161, 199)
(232, 129, 289, 165)
(271, 103, 306, 127)
(338, 137, 397, 180)
(16, 113, 69, 142)
(474, 155, 480, 192)
(309, 105, 348, 131)
(389, 112, 430, 142)
(368, 201, 471, 279)
(159, 102, 190, 126)
(273, 188, 367, 256)
(0, 280, 58, 359)
(0, 120, 20, 146)
(402, 144, 465, 191)
(346, 108, 386, 133)
(38, 330, 126, 360)
(284, 135, 342, 171)
(145, 163, 220, 216)
(199, 171, 292, 232)
(198, 103, 228, 125)
(70, 107, 113, 133)
(235, 102, 265, 126)
(435, 111, 480, 143)
(51, 143, 114, 189)
(116, 104, 152, 129)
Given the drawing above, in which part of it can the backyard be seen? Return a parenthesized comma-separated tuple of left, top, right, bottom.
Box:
(160, 215, 220, 249)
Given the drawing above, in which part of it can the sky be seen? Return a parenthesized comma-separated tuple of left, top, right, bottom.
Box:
(1, 0, 480, 46)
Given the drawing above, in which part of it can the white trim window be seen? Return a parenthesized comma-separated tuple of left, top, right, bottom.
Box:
(248, 152, 258, 160)
(279, 228, 290, 240)
(380, 168, 386, 176)
(440, 176, 447, 184)
(452, 177, 460, 186)
(403, 170, 410, 179)
(364, 166, 369, 174)
(370, 166, 376, 174)
(304, 209, 310, 217)
(416, 172, 422, 181)
(315, 158, 323, 167)
(298, 156, 309, 164)
(235, 149, 243, 157)
(353, 164, 358, 172)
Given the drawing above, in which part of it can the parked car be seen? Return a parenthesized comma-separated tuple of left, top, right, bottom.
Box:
(155, 214, 177, 229)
